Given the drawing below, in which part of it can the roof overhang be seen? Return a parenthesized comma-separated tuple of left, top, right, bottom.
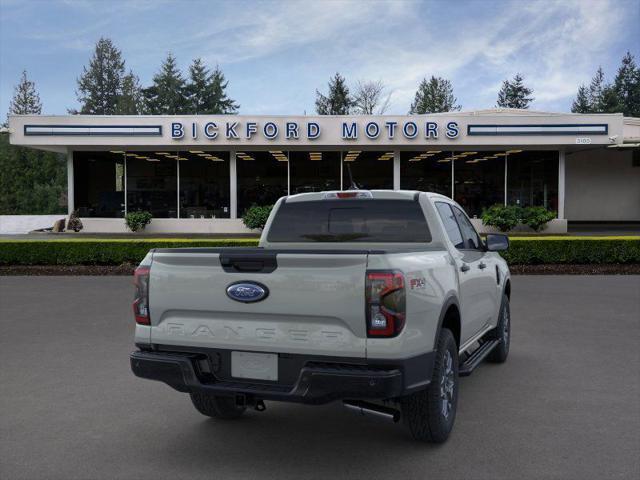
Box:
(7, 112, 627, 153)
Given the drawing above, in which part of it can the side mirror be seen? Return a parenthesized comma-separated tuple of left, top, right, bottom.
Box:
(485, 234, 509, 252)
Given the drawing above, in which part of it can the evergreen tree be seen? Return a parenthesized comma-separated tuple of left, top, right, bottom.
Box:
(75, 37, 126, 114)
(143, 53, 188, 114)
(207, 65, 239, 114)
(613, 51, 640, 117)
(116, 71, 144, 115)
(185, 59, 239, 114)
(186, 58, 209, 114)
(2, 71, 66, 214)
(409, 76, 460, 114)
(315, 73, 353, 115)
(8, 70, 42, 116)
(496, 73, 534, 109)
(587, 66, 607, 112)
(571, 85, 591, 113)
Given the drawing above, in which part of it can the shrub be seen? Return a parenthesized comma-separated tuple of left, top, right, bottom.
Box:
(242, 204, 273, 230)
(66, 210, 83, 232)
(482, 204, 556, 232)
(125, 211, 153, 232)
(521, 206, 556, 232)
(481, 205, 520, 232)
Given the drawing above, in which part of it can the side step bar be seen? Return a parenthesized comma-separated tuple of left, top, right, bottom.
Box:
(458, 339, 501, 377)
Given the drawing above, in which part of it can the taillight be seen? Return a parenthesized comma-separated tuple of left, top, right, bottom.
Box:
(133, 266, 150, 325)
(366, 270, 406, 337)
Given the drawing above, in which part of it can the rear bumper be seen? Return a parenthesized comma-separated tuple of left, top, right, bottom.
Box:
(130, 348, 434, 404)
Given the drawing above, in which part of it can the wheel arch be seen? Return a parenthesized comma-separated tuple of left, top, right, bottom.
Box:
(503, 278, 511, 299)
(435, 296, 461, 349)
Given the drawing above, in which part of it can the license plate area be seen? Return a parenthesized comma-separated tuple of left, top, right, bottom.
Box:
(231, 351, 278, 381)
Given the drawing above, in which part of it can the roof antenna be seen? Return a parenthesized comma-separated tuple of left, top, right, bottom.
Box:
(346, 164, 359, 190)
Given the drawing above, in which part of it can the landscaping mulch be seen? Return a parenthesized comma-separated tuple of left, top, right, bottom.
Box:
(508, 264, 640, 275)
(1, 264, 639, 276)
(0, 264, 136, 276)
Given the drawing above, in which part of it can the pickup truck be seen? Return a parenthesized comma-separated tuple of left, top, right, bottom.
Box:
(130, 190, 511, 443)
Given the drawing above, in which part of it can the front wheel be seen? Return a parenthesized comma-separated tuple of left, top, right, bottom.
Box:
(401, 328, 458, 443)
(190, 392, 246, 419)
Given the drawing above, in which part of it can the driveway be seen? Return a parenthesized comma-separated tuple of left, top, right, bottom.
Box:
(0, 276, 638, 480)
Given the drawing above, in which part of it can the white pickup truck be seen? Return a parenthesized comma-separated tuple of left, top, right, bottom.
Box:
(130, 190, 511, 442)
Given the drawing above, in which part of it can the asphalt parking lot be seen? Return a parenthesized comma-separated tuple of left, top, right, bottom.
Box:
(1, 275, 639, 480)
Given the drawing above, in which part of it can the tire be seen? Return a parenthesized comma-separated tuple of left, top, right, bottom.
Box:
(189, 392, 247, 419)
(487, 294, 510, 363)
(401, 328, 458, 443)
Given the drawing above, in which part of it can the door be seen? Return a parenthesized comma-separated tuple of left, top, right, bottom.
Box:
(435, 202, 498, 345)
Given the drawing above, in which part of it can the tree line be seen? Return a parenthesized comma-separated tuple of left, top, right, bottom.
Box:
(314, 52, 638, 116)
(71, 37, 239, 115)
(1, 37, 638, 215)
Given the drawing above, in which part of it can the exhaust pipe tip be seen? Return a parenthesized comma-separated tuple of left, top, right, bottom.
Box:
(343, 400, 400, 423)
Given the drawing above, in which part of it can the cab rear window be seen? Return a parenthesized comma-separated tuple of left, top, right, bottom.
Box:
(267, 199, 431, 243)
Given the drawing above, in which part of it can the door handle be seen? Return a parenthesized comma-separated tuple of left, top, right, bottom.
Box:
(460, 264, 470, 272)
(479, 262, 487, 269)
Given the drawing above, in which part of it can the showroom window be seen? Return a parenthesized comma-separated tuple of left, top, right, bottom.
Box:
(453, 151, 505, 218)
(126, 152, 177, 218)
(289, 151, 341, 194)
(507, 150, 558, 212)
(73, 151, 125, 218)
(342, 150, 394, 190)
(178, 151, 230, 218)
(236, 150, 288, 215)
(401, 150, 452, 196)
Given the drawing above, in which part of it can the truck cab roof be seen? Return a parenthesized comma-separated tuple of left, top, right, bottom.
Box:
(284, 190, 427, 203)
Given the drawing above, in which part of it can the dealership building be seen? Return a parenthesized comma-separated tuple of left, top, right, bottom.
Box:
(7, 109, 640, 233)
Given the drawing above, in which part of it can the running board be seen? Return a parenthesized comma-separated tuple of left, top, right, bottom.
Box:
(458, 339, 500, 377)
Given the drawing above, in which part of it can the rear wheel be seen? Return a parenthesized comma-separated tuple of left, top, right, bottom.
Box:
(401, 328, 458, 443)
(190, 392, 246, 419)
(488, 294, 510, 363)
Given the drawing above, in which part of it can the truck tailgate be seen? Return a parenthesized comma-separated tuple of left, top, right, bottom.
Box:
(148, 249, 369, 357)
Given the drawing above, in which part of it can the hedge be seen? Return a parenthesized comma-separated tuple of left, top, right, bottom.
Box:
(0, 239, 259, 266)
(500, 237, 640, 265)
(0, 237, 638, 266)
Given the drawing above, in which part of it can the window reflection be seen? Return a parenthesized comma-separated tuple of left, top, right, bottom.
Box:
(342, 150, 393, 190)
(454, 151, 504, 217)
(401, 150, 452, 196)
(178, 151, 230, 218)
(289, 151, 340, 194)
(236, 150, 288, 214)
(73, 151, 125, 218)
(126, 152, 177, 218)
(507, 150, 558, 212)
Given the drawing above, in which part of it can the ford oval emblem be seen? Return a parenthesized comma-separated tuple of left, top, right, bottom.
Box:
(226, 281, 269, 303)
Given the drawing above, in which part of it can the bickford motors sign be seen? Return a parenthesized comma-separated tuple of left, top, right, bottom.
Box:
(171, 119, 461, 141)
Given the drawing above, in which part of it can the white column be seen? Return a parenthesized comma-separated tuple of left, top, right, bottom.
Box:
(558, 149, 566, 219)
(230, 150, 237, 219)
(124, 155, 127, 215)
(504, 153, 508, 206)
(66, 149, 74, 215)
(393, 150, 401, 190)
(450, 153, 455, 199)
(176, 159, 180, 219)
(340, 151, 344, 190)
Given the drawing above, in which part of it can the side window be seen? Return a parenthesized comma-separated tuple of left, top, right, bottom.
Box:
(452, 206, 482, 250)
(435, 202, 464, 249)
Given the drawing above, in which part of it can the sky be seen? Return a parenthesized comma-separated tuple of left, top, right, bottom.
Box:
(0, 0, 638, 117)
